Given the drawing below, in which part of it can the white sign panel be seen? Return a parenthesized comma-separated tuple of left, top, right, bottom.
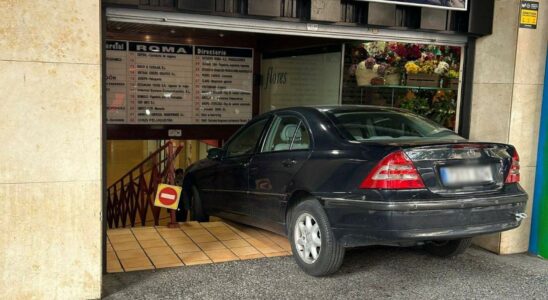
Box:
(261, 51, 342, 112)
(105, 41, 253, 125)
(360, 0, 467, 11)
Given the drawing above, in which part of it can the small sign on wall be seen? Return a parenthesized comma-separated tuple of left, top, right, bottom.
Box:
(520, 1, 539, 29)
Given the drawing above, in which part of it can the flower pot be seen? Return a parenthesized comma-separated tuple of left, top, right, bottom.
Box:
(355, 61, 376, 86)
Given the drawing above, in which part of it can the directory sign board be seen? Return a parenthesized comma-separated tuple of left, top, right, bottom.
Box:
(106, 40, 253, 125)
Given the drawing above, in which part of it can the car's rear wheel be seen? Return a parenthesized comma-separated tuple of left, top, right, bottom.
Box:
(189, 185, 209, 222)
(289, 199, 345, 276)
(423, 238, 472, 257)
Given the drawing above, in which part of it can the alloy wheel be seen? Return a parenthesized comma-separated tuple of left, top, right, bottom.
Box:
(294, 213, 322, 264)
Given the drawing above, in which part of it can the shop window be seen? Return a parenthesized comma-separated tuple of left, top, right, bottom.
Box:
(343, 41, 463, 131)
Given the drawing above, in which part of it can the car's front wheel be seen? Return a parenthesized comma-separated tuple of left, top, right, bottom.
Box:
(189, 185, 209, 222)
(423, 238, 472, 257)
(289, 199, 345, 276)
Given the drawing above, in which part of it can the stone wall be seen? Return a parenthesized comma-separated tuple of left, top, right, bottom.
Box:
(0, 1, 102, 298)
(471, 0, 547, 254)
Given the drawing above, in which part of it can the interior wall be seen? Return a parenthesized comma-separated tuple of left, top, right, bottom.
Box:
(0, 1, 102, 299)
(106, 140, 150, 186)
(470, 0, 548, 254)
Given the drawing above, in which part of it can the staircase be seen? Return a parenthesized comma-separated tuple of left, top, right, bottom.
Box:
(106, 141, 184, 229)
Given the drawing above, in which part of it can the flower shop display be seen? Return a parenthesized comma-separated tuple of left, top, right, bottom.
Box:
(349, 42, 461, 88)
(399, 90, 457, 128)
(346, 41, 462, 129)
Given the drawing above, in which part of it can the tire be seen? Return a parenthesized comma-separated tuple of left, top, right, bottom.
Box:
(289, 199, 345, 276)
(423, 238, 472, 257)
(175, 208, 188, 222)
(189, 185, 208, 222)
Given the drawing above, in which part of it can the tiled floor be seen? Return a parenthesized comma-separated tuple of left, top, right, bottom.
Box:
(107, 220, 292, 273)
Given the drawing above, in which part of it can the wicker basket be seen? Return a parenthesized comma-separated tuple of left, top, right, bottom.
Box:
(406, 73, 440, 87)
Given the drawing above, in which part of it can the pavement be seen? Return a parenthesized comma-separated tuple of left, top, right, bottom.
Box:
(103, 245, 548, 299)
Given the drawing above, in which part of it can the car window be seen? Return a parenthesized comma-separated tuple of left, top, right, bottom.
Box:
(225, 118, 268, 157)
(291, 122, 311, 150)
(262, 116, 310, 152)
(328, 110, 461, 141)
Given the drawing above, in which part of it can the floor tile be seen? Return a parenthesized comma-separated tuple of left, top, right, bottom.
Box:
(119, 257, 153, 270)
(189, 234, 218, 243)
(183, 228, 210, 236)
(264, 251, 292, 257)
(160, 231, 191, 239)
(144, 246, 176, 257)
(133, 232, 161, 241)
(201, 221, 227, 228)
(204, 249, 239, 263)
(207, 227, 233, 235)
(238, 253, 265, 260)
(222, 239, 251, 249)
(178, 251, 212, 265)
(212, 232, 241, 241)
(163, 236, 194, 246)
(138, 239, 167, 249)
(111, 241, 141, 251)
(171, 242, 201, 253)
(149, 254, 184, 268)
(179, 222, 202, 229)
(107, 220, 293, 272)
(107, 228, 133, 236)
(131, 227, 158, 234)
(230, 246, 262, 258)
(107, 261, 124, 272)
(116, 249, 147, 260)
(198, 241, 227, 251)
(107, 252, 118, 261)
(109, 235, 137, 243)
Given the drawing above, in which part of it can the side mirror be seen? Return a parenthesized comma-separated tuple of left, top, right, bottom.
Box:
(207, 148, 224, 160)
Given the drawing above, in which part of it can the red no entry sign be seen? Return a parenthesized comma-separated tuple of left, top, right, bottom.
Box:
(158, 187, 177, 205)
(154, 184, 181, 210)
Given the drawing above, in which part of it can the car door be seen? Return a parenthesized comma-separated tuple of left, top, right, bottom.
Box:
(247, 113, 313, 229)
(210, 117, 270, 216)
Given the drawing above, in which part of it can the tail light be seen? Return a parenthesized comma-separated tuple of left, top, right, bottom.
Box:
(505, 150, 520, 183)
(360, 150, 425, 189)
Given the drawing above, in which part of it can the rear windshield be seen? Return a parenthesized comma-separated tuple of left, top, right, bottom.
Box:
(327, 110, 462, 141)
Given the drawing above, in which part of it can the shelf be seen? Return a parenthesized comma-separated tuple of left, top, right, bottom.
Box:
(358, 85, 457, 91)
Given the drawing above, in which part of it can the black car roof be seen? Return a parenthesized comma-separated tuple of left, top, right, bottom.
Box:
(269, 105, 406, 115)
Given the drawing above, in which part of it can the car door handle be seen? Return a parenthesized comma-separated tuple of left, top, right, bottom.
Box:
(240, 162, 250, 168)
(282, 159, 297, 167)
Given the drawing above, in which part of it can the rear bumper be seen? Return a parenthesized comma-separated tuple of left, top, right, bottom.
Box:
(320, 193, 528, 247)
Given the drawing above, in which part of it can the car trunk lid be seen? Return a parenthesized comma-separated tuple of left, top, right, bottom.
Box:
(400, 142, 514, 195)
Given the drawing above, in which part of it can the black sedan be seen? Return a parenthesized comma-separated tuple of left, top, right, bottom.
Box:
(182, 106, 528, 276)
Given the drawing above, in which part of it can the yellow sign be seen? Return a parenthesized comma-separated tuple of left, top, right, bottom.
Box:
(520, 1, 539, 29)
(154, 183, 182, 210)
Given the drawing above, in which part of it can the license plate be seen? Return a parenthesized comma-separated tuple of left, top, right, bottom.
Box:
(440, 165, 494, 186)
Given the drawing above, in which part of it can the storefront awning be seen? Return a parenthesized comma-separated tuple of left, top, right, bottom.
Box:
(106, 8, 467, 46)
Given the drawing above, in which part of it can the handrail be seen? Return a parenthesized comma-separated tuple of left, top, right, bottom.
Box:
(106, 141, 184, 229)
